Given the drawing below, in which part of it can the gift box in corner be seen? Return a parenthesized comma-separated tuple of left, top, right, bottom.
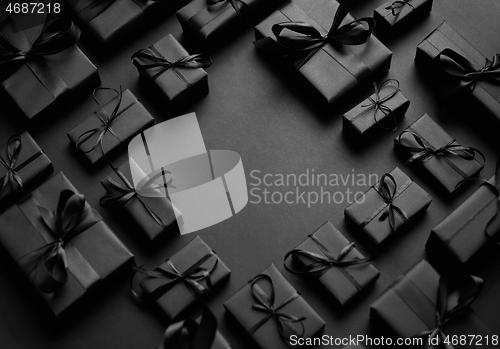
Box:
(344, 167, 432, 245)
(0, 172, 134, 317)
(374, 0, 433, 32)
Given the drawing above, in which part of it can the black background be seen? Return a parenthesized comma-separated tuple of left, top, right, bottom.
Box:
(1, 0, 500, 348)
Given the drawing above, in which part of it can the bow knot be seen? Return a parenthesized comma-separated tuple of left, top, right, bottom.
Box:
(375, 173, 410, 231)
(0, 135, 24, 194)
(385, 0, 414, 16)
(207, 0, 245, 19)
(359, 79, 401, 131)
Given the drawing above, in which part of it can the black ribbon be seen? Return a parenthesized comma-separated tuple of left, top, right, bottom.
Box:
(207, 0, 246, 20)
(247, 274, 306, 340)
(0, 135, 23, 195)
(385, 0, 415, 16)
(479, 156, 500, 241)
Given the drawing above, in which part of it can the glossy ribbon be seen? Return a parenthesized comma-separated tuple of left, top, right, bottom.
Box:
(0, 135, 23, 195)
(284, 235, 370, 291)
(385, 0, 414, 16)
(17, 190, 101, 293)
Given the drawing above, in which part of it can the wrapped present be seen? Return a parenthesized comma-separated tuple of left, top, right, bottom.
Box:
(176, 0, 284, 49)
(100, 158, 182, 240)
(342, 79, 410, 136)
(284, 221, 379, 306)
(66, 0, 190, 44)
(223, 264, 325, 349)
(254, 0, 392, 104)
(0, 16, 99, 121)
(374, 0, 433, 32)
(157, 306, 231, 349)
(370, 260, 494, 343)
(395, 114, 484, 194)
(0, 132, 53, 208)
(344, 167, 432, 245)
(67, 87, 154, 165)
(0, 172, 134, 317)
(132, 35, 211, 108)
(132, 236, 231, 319)
(415, 21, 500, 121)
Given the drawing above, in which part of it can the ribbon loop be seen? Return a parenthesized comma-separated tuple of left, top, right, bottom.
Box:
(358, 79, 401, 131)
(385, 0, 415, 16)
(0, 135, 24, 195)
(375, 173, 409, 231)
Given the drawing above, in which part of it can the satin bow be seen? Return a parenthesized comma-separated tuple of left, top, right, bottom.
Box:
(248, 274, 306, 340)
(0, 135, 23, 195)
(385, 0, 414, 16)
(375, 173, 409, 231)
(359, 79, 401, 131)
(207, 0, 245, 19)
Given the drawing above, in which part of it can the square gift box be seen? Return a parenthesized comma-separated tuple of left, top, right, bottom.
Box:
(373, 0, 433, 32)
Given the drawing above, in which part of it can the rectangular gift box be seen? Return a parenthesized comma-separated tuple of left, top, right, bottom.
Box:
(254, 1, 392, 104)
(344, 167, 432, 245)
(132, 34, 209, 108)
(0, 132, 53, 208)
(427, 175, 500, 264)
(289, 221, 379, 306)
(223, 264, 325, 349)
(137, 236, 230, 319)
(0, 19, 99, 121)
(374, 0, 433, 32)
(67, 89, 154, 165)
(415, 21, 500, 122)
(0, 172, 134, 317)
(176, 0, 284, 49)
(342, 80, 410, 136)
(370, 260, 493, 340)
(394, 114, 484, 193)
(100, 158, 179, 240)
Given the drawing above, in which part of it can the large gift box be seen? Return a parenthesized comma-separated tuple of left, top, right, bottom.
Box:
(284, 221, 379, 306)
(0, 132, 53, 208)
(370, 260, 494, 344)
(254, 0, 392, 104)
(394, 113, 484, 194)
(0, 17, 99, 121)
(344, 167, 432, 245)
(374, 0, 433, 32)
(223, 264, 325, 349)
(0, 172, 134, 317)
(132, 236, 231, 319)
(176, 0, 284, 48)
(415, 21, 500, 121)
(67, 88, 154, 165)
(132, 34, 211, 109)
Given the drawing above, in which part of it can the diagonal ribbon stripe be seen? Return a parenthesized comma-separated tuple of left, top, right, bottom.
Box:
(385, 0, 415, 17)
(0, 135, 23, 195)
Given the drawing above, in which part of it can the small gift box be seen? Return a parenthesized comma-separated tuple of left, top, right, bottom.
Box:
(395, 114, 484, 194)
(0, 132, 53, 208)
(100, 158, 181, 240)
(0, 172, 134, 317)
(132, 34, 211, 108)
(344, 167, 432, 245)
(415, 21, 500, 121)
(254, 0, 392, 104)
(67, 87, 154, 165)
(374, 0, 433, 32)
(370, 260, 493, 341)
(0, 16, 99, 121)
(176, 0, 284, 49)
(66, 0, 190, 44)
(342, 79, 410, 136)
(284, 221, 379, 306)
(223, 264, 325, 349)
(132, 236, 231, 319)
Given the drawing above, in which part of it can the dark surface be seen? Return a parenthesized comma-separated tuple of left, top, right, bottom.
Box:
(1, 0, 500, 348)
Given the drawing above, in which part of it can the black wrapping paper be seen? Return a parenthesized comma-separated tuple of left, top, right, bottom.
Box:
(374, 0, 433, 32)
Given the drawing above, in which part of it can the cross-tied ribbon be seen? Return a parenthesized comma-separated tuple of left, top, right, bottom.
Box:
(17, 190, 101, 293)
(0, 135, 23, 194)
(358, 79, 401, 131)
(375, 173, 409, 231)
(248, 274, 306, 340)
(385, 0, 415, 16)
(207, 0, 246, 20)
(0, 17, 80, 83)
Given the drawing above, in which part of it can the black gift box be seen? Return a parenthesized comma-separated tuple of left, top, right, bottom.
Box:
(100, 159, 178, 240)
(370, 260, 493, 341)
(176, 0, 284, 49)
(374, 0, 433, 32)
(344, 167, 432, 245)
(427, 175, 500, 264)
(342, 80, 410, 136)
(223, 264, 325, 349)
(132, 34, 210, 108)
(67, 88, 154, 165)
(285, 221, 379, 306)
(0, 132, 53, 208)
(134, 236, 230, 319)
(394, 113, 484, 194)
(0, 172, 134, 317)
(415, 21, 500, 121)
(254, 1, 392, 104)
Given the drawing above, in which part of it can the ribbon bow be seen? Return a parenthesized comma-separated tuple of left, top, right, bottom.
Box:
(385, 0, 415, 16)
(17, 190, 101, 293)
(375, 173, 409, 231)
(358, 79, 401, 131)
(0, 135, 23, 195)
(248, 274, 306, 340)
(207, 0, 245, 19)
